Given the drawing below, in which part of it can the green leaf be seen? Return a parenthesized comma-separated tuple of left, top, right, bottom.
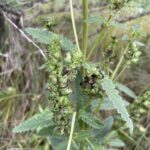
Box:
(49, 136, 78, 150)
(37, 126, 53, 136)
(13, 110, 53, 133)
(71, 71, 88, 111)
(74, 130, 94, 141)
(49, 135, 67, 150)
(109, 139, 125, 147)
(59, 35, 75, 51)
(100, 99, 129, 110)
(94, 116, 114, 141)
(115, 82, 137, 99)
(25, 28, 52, 44)
(101, 77, 133, 134)
(25, 28, 75, 51)
(80, 112, 103, 129)
(102, 131, 118, 145)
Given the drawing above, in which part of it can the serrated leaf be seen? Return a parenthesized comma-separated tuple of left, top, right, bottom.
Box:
(94, 116, 114, 141)
(59, 35, 75, 51)
(13, 110, 53, 133)
(25, 28, 52, 44)
(116, 82, 137, 99)
(100, 99, 129, 110)
(101, 77, 133, 134)
(80, 112, 103, 129)
(25, 28, 75, 51)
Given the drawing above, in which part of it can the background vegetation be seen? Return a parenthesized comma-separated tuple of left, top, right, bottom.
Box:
(0, 0, 150, 149)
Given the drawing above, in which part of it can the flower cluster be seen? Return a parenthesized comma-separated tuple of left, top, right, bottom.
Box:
(126, 42, 142, 66)
(103, 36, 117, 66)
(45, 36, 83, 134)
(80, 63, 104, 96)
(129, 91, 150, 122)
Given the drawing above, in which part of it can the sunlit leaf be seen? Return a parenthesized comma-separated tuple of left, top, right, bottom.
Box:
(101, 76, 133, 134)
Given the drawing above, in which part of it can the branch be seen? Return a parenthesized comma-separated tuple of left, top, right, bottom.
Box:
(2, 11, 46, 59)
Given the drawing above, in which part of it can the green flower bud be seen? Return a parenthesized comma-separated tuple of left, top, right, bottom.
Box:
(59, 97, 69, 106)
(134, 51, 141, 57)
(54, 52, 60, 58)
(131, 58, 139, 63)
(65, 53, 71, 63)
(61, 89, 72, 95)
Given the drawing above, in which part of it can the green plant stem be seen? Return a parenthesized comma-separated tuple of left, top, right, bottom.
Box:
(86, 31, 107, 60)
(85, 137, 95, 149)
(117, 128, 135, 144)
(67, 111, 77, 150)
(69, 0, 80, 52)
(94, 98, 105, 113)
(82, 0, 88, 59)
(114, 65, 127, 81)
(111, 45, 129, 80)
(86, 13, 112, 60)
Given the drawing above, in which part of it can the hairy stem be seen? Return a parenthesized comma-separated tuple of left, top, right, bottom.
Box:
(111, 45, 129, 80)
(114, 65, 127, 81)
(117, 128, 135, 144)
(67, 111, 77, 150)
(86, 30, 107, 60)
(69, 0, 80, 52)
(82, 0, 88, 58)
(86, 13, 112, 60)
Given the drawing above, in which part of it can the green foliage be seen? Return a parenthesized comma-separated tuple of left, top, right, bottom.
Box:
(116, 82, 137, 99)
(13, 110, 53, 133)
(11, 0, 143, 149)
(45, 37, 83, 135)
(25, 28, 75, 51)
(25, 28, 52, 44)
(94, 116, 114, 140)
(80, 112, 103, 129)
(100, 99, 129, 110)
(109, 138, 125, 147)
(72, 71, 88, 111)
(101, 76, 133, 134)
(129, 90, 150, 122)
